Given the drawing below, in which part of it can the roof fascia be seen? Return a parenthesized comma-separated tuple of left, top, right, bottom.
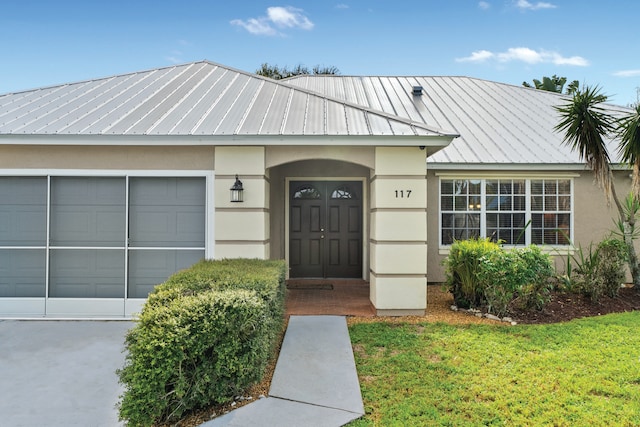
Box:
(429, 162, 632, 171)
(0, 133, 455, 149)
(428, 162, 593, 171)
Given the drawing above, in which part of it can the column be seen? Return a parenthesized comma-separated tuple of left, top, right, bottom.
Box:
(370, 147, 428, 316)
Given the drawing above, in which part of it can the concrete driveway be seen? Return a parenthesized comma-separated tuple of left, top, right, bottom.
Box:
(0, 320, 132, 427)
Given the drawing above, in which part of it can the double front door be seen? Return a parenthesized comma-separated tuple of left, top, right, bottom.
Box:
(289, 181, 363, 278)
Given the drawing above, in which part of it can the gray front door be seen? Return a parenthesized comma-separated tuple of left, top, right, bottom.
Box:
(289, 181, 362, 278)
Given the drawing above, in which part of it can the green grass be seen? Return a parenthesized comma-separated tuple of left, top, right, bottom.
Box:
(348, 312, 640, 427)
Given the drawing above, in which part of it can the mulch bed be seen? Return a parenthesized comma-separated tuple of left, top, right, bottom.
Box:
(509, 285, 640, 324)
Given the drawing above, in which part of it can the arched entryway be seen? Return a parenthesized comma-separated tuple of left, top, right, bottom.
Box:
(266, 158, 370, 281)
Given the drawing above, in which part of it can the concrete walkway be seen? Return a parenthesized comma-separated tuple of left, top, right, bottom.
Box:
(204, 316, 365, 427)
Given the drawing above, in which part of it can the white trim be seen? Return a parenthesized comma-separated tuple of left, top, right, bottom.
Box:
(435, 171, 580, 179)
(0, 299, 46, 317)
(0, 134, 455, 147)
(0, 169, 211, 177)
(206, 170, 215, 259)
(429, 163, 587, 171)
(125, 299, 146, 318)
(124, 176, 131, 306)
(430, 163, 633, 171)
(44, 299, 127, 318)
(438, 245, 576, 256)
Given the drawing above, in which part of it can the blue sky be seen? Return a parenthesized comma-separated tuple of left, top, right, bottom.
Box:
(1, 0, 639, 106)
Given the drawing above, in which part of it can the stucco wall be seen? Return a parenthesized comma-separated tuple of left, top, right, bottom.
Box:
(426, 169, 633, 284)
(0, 145, 215, 170)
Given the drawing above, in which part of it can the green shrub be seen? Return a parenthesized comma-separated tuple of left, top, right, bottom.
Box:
(117, 259, 287, 427)
(443, 240, 554, 316)
(476, 247, 553, 317)
(442, 238, 501, 308)
(579, 239, 627, 302)
(476, 250, 520, 317)
(596, 239, 628, 297)
(148, 259, 287, 347)
(512, 246, 555, 310)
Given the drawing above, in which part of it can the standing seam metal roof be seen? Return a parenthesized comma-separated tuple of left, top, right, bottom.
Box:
(285, 75, 633, 165)
(0, 61, 457, 139)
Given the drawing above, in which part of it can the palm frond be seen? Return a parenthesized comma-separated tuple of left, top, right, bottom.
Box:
(617, 104, 640, 197)
(554, 85, 615, 201)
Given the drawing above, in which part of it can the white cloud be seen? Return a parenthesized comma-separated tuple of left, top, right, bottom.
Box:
(497, 47, 544, 64)
(613, 69, 640, 78)
(231, 6, 314, 36)
(478, 1, 491, 10)
(457, 47, 588, 67)
(230, 18, 277, 36)
(550, 53, 588, 66)
(457, 50, 494, 62)
(336, 3, 349, 9)
(267, 6, 314, 29)
(516, 0, 557, 10)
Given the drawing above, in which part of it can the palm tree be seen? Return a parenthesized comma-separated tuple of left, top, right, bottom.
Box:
(555, 86, 640, 290)
(255, 63, 339, 80)
(523, 75, 580, 94)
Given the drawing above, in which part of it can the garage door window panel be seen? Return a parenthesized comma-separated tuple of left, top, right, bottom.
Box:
(50, 177, 126, 247)
(129, 178, 205, 247)
(0, 177, 48, 297)
(128, 250, 203, 298)
(0, 249, 46, 297)
(49, 249, 125, 298)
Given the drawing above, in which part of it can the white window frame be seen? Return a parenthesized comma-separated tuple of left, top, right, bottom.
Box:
(437, 174, 575, 252)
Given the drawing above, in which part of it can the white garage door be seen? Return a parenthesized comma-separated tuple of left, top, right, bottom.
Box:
(0, 174, 210, 317)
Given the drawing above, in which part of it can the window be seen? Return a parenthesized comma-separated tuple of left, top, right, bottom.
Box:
(486, 179, 526, 245)
(331, 185, 356, 199)
(293, 185, 321, 199)
(441, 180, 481, 243)
(531, 179, 571, 245)
(440, 178, 572, 246)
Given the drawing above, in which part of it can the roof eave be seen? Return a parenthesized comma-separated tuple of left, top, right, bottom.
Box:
(0, 133, 455, 150)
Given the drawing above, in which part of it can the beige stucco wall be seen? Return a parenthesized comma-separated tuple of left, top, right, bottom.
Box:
(214, 146, 270, 259)
(0, 145, 215, 170)
(426, 169, 633, 283)
(266, 145, 374, 170)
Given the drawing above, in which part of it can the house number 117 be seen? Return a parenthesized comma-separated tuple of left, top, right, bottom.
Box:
(395, 190, 412, 198)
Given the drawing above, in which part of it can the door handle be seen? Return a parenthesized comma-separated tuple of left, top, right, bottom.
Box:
(321, 228, 324, 232)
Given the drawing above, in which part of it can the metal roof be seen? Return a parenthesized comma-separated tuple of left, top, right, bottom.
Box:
(0, 61, 456, 139)
(286, 75, 633, 166)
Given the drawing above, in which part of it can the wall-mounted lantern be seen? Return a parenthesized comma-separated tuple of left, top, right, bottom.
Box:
(230, 174, 244, 202)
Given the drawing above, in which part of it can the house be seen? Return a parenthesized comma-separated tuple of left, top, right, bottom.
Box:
(0, 60, 632, 318)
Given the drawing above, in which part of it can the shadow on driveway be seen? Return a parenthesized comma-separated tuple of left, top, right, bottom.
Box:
(0, 320, 132, 427)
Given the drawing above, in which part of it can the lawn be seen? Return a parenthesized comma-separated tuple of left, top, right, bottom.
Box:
(348, 312, 640, 426)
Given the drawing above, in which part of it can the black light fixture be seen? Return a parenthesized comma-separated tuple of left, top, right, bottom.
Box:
(230, 174, 244, 202)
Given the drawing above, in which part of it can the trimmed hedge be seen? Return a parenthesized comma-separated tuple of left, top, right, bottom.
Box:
(117, 258, 287, 427)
